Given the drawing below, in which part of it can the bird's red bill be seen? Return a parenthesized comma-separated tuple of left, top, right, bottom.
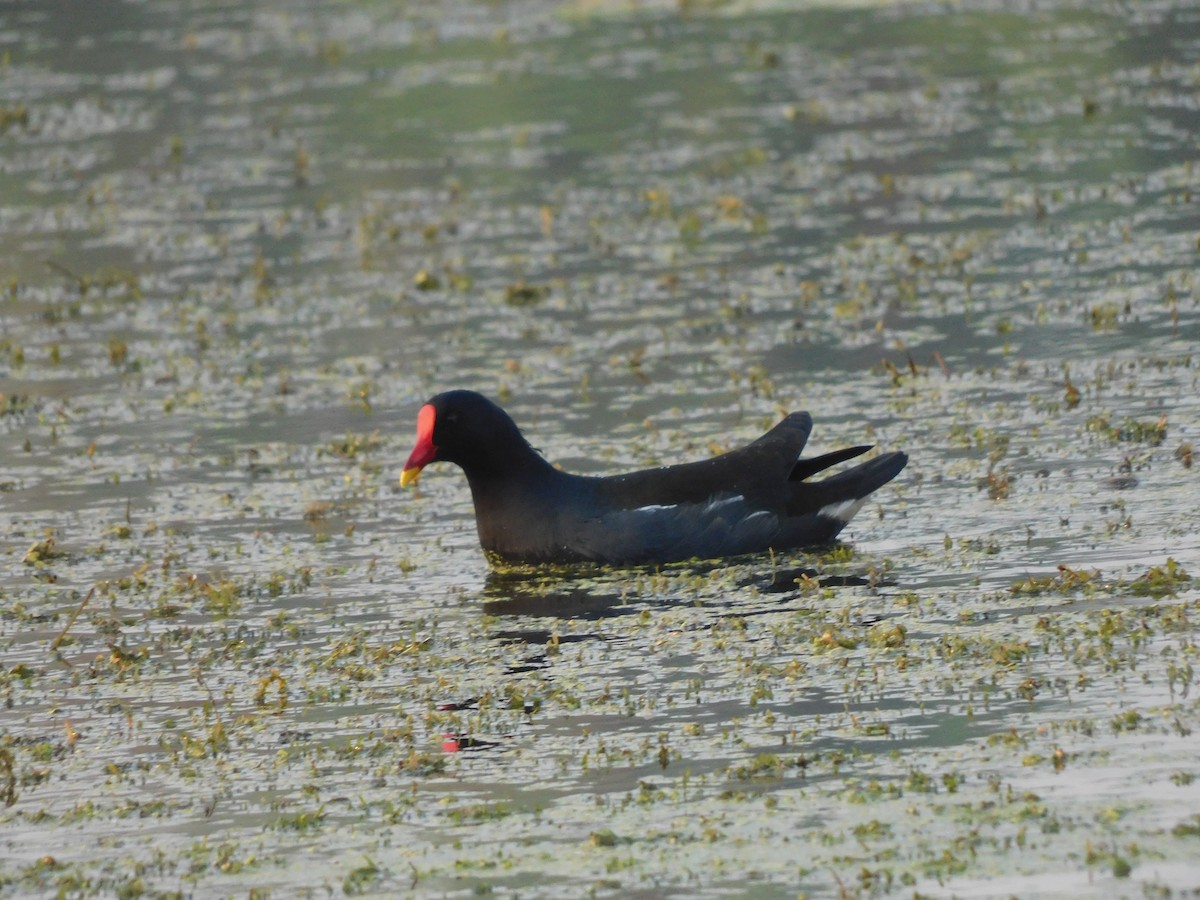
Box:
(400, 403, 437, 487)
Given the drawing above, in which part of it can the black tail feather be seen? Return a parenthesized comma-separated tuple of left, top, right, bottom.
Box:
(789, 445, 873, 481)
(789, 450, 908, 514)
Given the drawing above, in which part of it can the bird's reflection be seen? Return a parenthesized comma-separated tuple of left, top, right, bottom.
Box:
(479, 554, 885, 626)
(481, 568, 634, 620)
(442, 556, 893, 752)
(750, 565, 874, 593)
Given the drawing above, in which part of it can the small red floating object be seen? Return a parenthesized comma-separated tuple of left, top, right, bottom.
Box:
(440, 733, 498, 753)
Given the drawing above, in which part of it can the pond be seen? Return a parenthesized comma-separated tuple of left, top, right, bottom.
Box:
(1, 0, 1198, 896)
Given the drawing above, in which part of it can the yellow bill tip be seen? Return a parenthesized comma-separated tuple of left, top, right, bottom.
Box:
(399, 467, 422, 489)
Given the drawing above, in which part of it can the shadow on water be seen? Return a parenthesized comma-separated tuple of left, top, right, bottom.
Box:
(479, 553, 891, 623)
(749, 564, 878, 593)
(478, 556, 876, 618)
(478, 557, 735, 619)
(481, 569, 636, 620)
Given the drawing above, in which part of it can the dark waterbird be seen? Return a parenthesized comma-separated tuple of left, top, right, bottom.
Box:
(400, 390, 907, 566)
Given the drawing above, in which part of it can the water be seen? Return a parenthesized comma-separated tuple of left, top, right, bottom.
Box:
(1, 0, 1198, 896)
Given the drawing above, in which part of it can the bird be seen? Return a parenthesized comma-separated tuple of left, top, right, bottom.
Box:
(400, 390, 907, 566)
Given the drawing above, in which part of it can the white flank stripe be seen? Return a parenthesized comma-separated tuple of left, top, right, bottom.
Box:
(634, 503, 679, 513)
(818, 498, 865, 524)
(704, 494, 745, 514)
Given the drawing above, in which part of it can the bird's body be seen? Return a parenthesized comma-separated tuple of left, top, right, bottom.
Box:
(401, 390, 907, 566)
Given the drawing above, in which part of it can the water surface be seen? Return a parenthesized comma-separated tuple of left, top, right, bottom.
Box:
(2, 0, 1199, 896)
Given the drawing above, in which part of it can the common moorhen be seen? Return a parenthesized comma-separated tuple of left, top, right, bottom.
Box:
(400, 390, 907, 565)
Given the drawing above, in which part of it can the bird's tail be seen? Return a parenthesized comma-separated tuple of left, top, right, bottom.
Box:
(789, 445, 873, 481)
(788, 450, 908, 519)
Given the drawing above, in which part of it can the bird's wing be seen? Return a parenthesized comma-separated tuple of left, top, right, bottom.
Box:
(598, 412, 813, 509)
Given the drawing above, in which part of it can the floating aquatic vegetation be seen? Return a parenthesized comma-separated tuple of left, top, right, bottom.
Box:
(0, 1, 1198, 897)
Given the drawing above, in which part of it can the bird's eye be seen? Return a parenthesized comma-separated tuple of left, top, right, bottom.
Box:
(445, 412, 458, 425)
